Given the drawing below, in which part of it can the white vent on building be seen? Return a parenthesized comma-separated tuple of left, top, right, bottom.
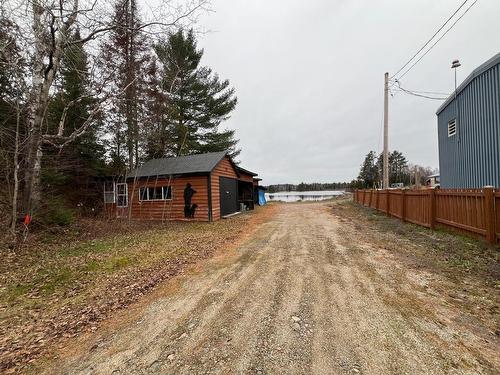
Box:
(448, 119, 456, 137)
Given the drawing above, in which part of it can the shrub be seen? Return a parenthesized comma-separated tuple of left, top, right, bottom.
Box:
(40, 197, 75, 226)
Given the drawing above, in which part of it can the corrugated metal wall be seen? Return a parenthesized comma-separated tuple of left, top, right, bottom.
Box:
(437, 62, 500, 188)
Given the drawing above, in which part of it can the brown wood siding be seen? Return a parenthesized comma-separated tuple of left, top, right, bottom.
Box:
(104, 203, 116, 218)
(127, 176, 209, 221)
(211, 157, 239, 221)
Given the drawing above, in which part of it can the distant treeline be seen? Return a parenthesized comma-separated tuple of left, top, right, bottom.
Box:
(266, 182, 350, 193)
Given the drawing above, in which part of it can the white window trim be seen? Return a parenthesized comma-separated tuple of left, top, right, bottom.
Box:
(448, 119, 457, 137)
(103, 182, 116, 204)
(138, 186, 173, 202)
(116, 183, 128, 207)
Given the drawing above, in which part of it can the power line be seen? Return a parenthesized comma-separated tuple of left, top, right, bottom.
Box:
(395, 89, 450, 96)
(393, 81, 448, 100)
(396, 89, 447, 100)
(394, 0, 478, 81)
(390, 0, 470, 80)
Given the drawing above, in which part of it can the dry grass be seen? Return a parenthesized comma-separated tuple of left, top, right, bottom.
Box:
(332, 201, 500, 335)
(0, 206, 275, 374)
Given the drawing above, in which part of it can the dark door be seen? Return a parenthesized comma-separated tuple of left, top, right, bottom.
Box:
(219, 176, 239, 216)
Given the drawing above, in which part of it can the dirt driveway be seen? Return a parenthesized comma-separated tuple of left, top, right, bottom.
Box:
(43, 201, 499, 375)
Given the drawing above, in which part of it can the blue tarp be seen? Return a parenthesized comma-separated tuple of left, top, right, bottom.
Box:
(258, 189, 267, 205)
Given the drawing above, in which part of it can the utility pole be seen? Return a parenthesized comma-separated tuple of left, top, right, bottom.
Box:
(383, 72, 389, 189)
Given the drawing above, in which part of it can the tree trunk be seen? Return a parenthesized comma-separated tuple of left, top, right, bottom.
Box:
(10, 98, 21, 236)
(23, 0, 69, 213)
(23, 106, 45, 214)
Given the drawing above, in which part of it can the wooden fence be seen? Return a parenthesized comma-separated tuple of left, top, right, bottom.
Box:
(354, 187, 499, 245)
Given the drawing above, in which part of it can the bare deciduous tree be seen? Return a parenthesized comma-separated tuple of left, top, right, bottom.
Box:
(1, 0, 209, 224)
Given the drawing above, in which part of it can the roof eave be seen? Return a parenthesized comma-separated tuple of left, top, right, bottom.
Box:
(126, 171, 211, 180)
(436, 52, 500, 115)
(237, 166, 258, 177)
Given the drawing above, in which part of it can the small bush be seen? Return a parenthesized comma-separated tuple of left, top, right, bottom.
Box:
(39, 197, 75, 226)
(41, 168, 71, 187)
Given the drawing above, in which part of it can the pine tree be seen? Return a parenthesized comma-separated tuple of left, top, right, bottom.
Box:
(44, 30, 106, 205)
(155, 29, 239, 157)
(102, 0, 149, 171)
(143, 56, 170, 159)
(375, 150, 410, 186)
(388, 150, 409, 185)
(358, 151, 379, 188)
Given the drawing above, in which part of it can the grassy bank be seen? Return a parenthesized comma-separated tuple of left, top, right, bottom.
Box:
(333, 201, 499, 335)
(0, 206, 274, 373)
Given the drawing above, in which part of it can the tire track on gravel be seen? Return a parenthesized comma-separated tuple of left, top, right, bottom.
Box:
(47, 202, 499, 375)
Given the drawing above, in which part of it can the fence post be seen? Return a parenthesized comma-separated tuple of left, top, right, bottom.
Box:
(401, 189, 406, 222)
(484, 186, 496, 245)
(368, 189, 373, 207)
(430, 188, 436, 230)
(386, 189, 391, 217)
(376, 189, 380, 210)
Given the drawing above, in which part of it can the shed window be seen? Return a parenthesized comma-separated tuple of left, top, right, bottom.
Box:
(139, 186, 172, 201)
(103, 182, 115, 204)
(116, 183, 128, 207)
(448, 119, 456, 137)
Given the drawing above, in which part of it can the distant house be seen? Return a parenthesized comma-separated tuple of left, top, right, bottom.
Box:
(425, 174, 440, 188)
(436, 53, 500, 188)
(103, 151, 261, 221)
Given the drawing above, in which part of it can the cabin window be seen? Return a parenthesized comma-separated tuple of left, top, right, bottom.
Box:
(116, 183, 128, 207)
(139, 186, 172, 201)
(103, 182, 115, 204)
(448, 119, 456, 137)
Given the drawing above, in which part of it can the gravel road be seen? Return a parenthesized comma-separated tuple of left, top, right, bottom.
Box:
(47, 202, 499, 375)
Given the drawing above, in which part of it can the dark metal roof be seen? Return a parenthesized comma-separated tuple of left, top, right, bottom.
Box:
(127, 151, 228, 179)
(436, 52, 500, 115)
(236, 166, 258, 176)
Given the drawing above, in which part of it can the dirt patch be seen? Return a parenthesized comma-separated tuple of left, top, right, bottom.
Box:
(0, 205, 276, 374)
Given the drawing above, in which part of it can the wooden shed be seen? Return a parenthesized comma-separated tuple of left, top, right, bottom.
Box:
(103, 151, 261, 221)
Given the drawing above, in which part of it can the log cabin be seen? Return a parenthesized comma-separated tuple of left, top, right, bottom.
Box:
(103, 151, 262, 221)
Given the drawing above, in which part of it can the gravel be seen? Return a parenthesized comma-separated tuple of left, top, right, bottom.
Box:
(42, 202, 499, 375)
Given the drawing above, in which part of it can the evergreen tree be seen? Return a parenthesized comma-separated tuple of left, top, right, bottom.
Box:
(44, 30, 106, 205)
(376, 150, 410, 186)
(389, 150, 410, 184)
(143, 56, 170, 159)
(101, 0, 149, 171)
(155, 29, 239, 157)
(358, 151, 379, 188)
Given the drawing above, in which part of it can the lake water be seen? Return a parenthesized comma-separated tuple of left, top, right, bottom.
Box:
(266, 190, 345, 202)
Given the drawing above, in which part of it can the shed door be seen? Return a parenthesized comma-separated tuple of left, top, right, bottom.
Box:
(219, 177, 239, 216)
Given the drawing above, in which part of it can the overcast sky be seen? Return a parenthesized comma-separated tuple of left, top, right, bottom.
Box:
(194, 0, 499, 185)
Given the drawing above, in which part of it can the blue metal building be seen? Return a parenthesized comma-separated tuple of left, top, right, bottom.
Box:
(436, 53, 500, 188)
